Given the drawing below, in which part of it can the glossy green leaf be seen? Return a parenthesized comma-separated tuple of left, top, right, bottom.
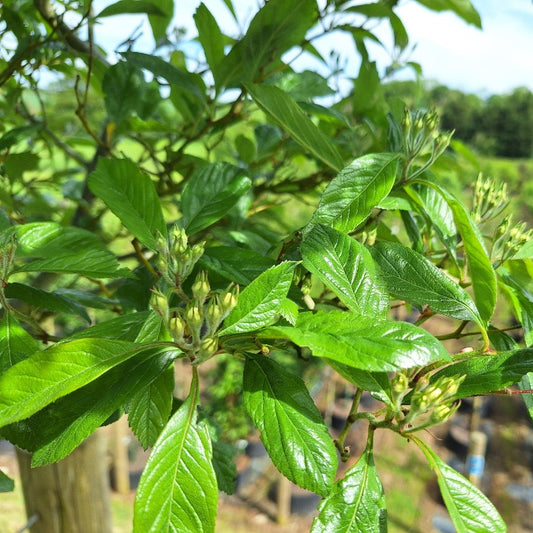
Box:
(415, 0, 481, 28)
(0, 124, 41, 150)
(0, 339, 147, 427)
(133, 372, 218, 533)
(181, 163, 251, 234)
(312, 433, 386, 532)
(308, 153, 399, 233)
(5, 283, 91, 322)
(302, 224, 389, 317)
(261, 310, 450, 372)
(327, 361, 390, 398)
(66, 311, 151, 342)
(220, 262, 297, 336)
(243, 353, 337, 496)
(370, 241, 482, 325)
(406, 184, 458, 262)
(245, 83, 344, 172)
(419, 180, 496, 326)
(415, 438, 505, 533)
(121, 51, 206, 105)
(97, 0, 165, 17)
(215, 0, 318, 89)
(211, 437, 237, 495)
(430, 348, 533, 398)
(127, 312, 174, 448)
(88, 158, 167, 250)
(15, 222, 103, 257)
(0, 469, 14, 492)
(194, 4, 225, 74)
(200, 247, 275, 285)
(0, 313, 39, 374)
(15, 248, 131, 279)
(2, 347, 177, 466)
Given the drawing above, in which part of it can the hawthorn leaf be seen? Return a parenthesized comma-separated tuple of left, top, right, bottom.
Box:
(2, 347, 178, 466)
(430, 348, 533, 398)
(370, 241, 482, 326)
(88, 158, 167, 250)
(97, 1, 166, 18)
(308, 153, 399, 233)
(261, 311, 450, 372)
(133, 372, 218, 533)
(520, 373, 533, 421)
(0, 339, 147, 427)
(312, 435, 386, 532)
(181, 163, 251, 235)
(302, 224, 389, 317)
(194, 4, 225, 74)
(243, 353, 337, 496)
(245, 83, 344, 172)
(416, 438, 505, 533)
(0, 313, 39, 373)
(220, 261, 297, 336)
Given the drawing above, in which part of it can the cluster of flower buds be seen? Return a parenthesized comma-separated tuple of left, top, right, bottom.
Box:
(391, 372, 465, 432)
(492, 214, 532, 264)
(400, 108, 453, 180)
(167, 272, 239, 364)
(156, 226, 205, 286)
(472, 174, 509, 224)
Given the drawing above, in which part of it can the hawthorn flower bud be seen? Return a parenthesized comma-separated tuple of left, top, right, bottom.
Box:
(198, 336, 219, 359)
(171, 227, 189, 255)
(219, 285, 239, 315)
(430, 401, 460, 425)
(205, 298, 223, 331)
(168, 315, 187, 343)
(192, 271, 210, 303)
(185, 303, 203, 331)
(150, 289, 169, 320)
(391, 373, 409, 395)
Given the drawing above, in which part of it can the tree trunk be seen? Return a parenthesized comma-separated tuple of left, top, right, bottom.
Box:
(16, 429, 112, 533)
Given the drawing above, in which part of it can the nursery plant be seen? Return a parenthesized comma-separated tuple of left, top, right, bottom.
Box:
(1, 1, 532, 531)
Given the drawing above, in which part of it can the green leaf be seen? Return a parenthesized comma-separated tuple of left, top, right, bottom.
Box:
(245, 83, 344, 172)
(215, 0, 318, 89)
(88, 158, 167, 250)
(308, 153, 399, 233)
(5, 283, 91, 322)
(181, 163, 251, 234)
(415, 0, 482, 28)
(327, 361, 390, 398)
(121, 51, 206, 106)
(148, 0, 173, 43)
(127, 312, 174, 448)
(430, 348, 533, 398)
(211, 437, 237, 495)
(301, 224, 389, 317)
(0, 469, 14, 492)
(200, 247, 275, 286)
(102, 62, 147, 124)
(520, 373, 533, 421)
(0, 124, 42, 150)
(15, 248, 131, 279)
(220, 262, 297, 336)
(66, 311, 151, 342)
(0, 313, 39, 374)
(370, 241, 482, 325)
(312, 432, 386, 532)
(415, 437, 505, 533)
(194, 4, 225, 74)
(261, 311, 450, 372)
(418, 180, 496, 326)
(0, 339, 149, 427)
(133, 371, 218, 533)
(243, 353, 337, 496)
(3, 347, 177, 466)
(97, 0, 166, 17)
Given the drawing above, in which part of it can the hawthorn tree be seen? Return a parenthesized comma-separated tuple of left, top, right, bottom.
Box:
(1, 1, 532, 532)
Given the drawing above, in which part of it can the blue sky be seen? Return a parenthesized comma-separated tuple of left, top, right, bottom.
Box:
(92, 0, 533, 96)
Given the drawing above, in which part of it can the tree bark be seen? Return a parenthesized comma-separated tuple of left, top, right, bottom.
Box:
(16, 429, 112, 533)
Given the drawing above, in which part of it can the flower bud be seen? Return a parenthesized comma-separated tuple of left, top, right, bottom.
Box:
(205, 298, 223, 331)
(185, 303, 203, 330)
(430, 401, 460, 425)
(168, 315, 187, 343)
(192, 271, 210, 303)
(198, 336, 219, 359)
(171, 227, 189, 255)
(391, 373, 409, 395)
(219, 285, 239, 315)
(150, 289, 169, 320)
